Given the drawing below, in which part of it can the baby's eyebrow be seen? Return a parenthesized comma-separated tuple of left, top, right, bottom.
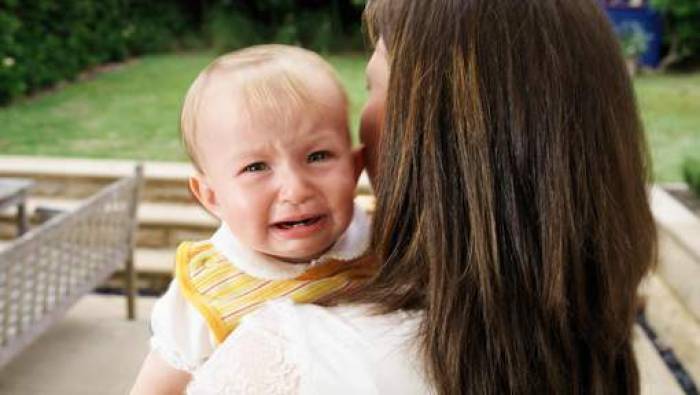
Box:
(300, 136, 340, 150)
(229, 147, 268, 163)
(307, 126, 346, 139)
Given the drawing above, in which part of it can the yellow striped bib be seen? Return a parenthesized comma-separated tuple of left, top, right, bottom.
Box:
(176, 241, 376, 343)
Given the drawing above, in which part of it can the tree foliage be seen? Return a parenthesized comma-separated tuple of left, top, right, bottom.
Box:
(0, 0, 192, 104)
(650, 0, 700, 67)
(0, 0, 368, 105)
(201, 0, 366, 53)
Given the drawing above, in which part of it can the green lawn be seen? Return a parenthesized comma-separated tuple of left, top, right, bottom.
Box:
(634, 72, 700, 182)
(0, 52, 368, 162)
(0, 51, 698, 182)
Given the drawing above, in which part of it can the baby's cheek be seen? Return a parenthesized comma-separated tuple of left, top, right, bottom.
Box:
(339, 180, 360, 214)
(223, 193, 262, 223)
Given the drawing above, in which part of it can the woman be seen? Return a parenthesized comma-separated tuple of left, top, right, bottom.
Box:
(188, 0, 656, 393)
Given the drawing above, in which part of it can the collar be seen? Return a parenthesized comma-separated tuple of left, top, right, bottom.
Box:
(209, 202, 371, 280)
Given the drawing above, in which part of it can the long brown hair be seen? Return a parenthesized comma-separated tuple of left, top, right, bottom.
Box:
(358, 0, 656, 393)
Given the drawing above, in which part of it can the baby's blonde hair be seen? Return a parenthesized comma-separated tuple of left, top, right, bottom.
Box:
(180, 45, 348, 172)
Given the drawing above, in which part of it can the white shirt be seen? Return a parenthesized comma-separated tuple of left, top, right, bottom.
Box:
(149, 204, 371, 372)
(187, 299, 434, 394)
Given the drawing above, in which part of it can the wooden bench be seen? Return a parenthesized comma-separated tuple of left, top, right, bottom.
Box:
(0, 166, 142, 369)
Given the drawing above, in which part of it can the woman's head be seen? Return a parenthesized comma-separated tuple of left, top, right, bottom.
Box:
(359, 1, 656, 394)
(359, 38, 389, 183)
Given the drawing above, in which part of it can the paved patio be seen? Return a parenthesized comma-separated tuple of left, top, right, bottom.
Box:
(0, 295, 154, 395)
(0, 292, 688, 394)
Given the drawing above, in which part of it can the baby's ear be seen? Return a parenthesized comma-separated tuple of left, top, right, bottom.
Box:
(352, 145, 366, 182)
(189, 173, 220, 217)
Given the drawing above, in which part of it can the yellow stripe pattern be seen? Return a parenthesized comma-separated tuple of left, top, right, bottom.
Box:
(176, 241, 376, 344)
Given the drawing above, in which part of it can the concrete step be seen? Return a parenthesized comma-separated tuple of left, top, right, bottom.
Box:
(0, 155, 197, 203)
(92, 260, 172, 297)
(117, 248, 175, 295)
(0, 155, 373, 203)
(135, 248, 175, 274)
(650, 186, 700, 322)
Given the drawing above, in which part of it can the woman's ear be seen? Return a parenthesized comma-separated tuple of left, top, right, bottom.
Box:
(189, 174, 220, 217)
(352, 145, 366, 183)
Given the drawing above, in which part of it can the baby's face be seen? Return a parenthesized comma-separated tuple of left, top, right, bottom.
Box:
(194, 81, 360, 262)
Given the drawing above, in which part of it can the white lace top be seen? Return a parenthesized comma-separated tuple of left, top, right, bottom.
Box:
(187, 299, 434, 395)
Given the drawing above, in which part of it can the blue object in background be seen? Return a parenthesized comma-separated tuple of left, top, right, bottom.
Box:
(605, 6, 664, 68)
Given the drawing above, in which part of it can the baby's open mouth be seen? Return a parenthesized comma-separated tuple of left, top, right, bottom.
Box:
(273, 215, 324, 230)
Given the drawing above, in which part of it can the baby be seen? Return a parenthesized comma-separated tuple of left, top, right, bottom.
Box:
(131, 45, 373, 393)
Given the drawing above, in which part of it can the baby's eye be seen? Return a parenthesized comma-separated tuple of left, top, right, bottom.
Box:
(241, 162, 268, 173)
(308, 151, 331, 163)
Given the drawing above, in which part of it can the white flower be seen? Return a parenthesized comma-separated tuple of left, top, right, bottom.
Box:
(3, 57, 15, 68)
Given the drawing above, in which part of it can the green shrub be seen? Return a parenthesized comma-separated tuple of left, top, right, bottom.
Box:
(616, 22, 652, 59)
(651, 0, 700, 66)
(124, 2, 192, 55)
(0, 0, 368, 105)
(0, 0, 195, 105)
(0, 10, 25, 104)
(202, 0, 366, 54)
(683, 157, 700, 198)
(206, 7, 265, 52)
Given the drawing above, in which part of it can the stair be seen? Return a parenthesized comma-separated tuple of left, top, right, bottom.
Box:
(0, 197, 217, 246)
(640, 275, 700, 387)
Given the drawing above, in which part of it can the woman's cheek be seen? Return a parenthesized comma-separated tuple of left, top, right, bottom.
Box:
(359, 99, 385, 188)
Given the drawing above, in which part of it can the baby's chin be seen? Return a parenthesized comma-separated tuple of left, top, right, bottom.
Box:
(263, 242, 336, 264)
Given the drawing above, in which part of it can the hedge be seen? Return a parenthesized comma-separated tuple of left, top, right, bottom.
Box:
(0, 0, 368, 106)
(0, 0, 193, 105)
(651, 0, 700, 67)
(203, 0, 366, 54)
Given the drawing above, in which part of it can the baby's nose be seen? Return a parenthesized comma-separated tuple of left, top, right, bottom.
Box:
(278, 170, 315, 205)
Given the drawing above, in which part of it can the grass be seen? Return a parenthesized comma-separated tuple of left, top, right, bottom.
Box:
(0, 51, 698, 182)
(634, 72, 700, 181)
(0, 52, 368, 162)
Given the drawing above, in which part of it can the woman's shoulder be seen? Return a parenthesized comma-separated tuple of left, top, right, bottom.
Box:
(188, 300, 433, 395)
